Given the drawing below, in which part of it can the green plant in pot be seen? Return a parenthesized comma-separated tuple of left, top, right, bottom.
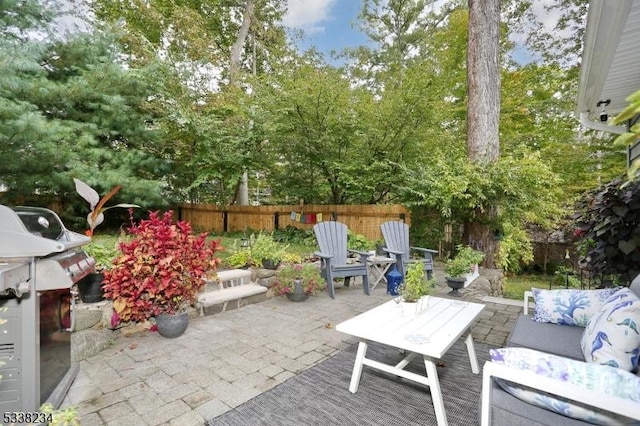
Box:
(400, 262, 433, 303)
(445, 246, 484, 297)
(249, 232, 288, 269)
(77, 239, 120, 303)
(102, 210, 221, 337)
(272, 263, 326, 302)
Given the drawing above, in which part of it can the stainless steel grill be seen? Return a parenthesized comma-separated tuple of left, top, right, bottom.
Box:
(0, 204, 93, 412)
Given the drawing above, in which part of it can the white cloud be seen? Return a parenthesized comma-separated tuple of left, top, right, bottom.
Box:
(283, 0, 337, 35)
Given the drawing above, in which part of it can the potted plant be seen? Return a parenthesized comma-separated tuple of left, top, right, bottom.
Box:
(395, 263, 434, 316)
(272, 263, 326, 302)
(102, 210, 221, 337)
(77, 239, 120, 303)
(445, 245, 484, 296)
(249, 232, 288, 269)
(400, 262, 433, 303)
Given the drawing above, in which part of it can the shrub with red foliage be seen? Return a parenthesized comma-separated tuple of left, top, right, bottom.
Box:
(103, 210, 221, 325)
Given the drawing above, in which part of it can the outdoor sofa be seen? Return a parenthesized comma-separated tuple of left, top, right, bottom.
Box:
(480, 277, 640, 425)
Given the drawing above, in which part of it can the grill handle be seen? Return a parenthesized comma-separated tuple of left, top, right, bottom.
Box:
(65, 290, 78, 332)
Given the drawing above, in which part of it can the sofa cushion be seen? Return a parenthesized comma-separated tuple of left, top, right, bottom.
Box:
(487, 381, 597, 426)
(532, 287, 619, 326)
(581, 287, 640, 371)
(508, 315, 584, 360)
(490, 347, 640, 425)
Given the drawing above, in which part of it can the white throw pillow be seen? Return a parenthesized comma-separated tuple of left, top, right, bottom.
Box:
(580, 287, 640, 371)
(532, 287, 618, 326)
(490, 347, 640, 425)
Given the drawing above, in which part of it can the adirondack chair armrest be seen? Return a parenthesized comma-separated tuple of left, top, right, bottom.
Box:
(384, 248, 404, 256)
(347, 249, 371, 257)
(348, 249, 372, 263)
(410, 246, 438, 256)
(314, 251, 333, 259)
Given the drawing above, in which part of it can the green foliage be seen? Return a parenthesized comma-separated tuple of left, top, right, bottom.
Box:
(272, 226, 316, 246)
(247, 232, 289, 267)
(613, 89, 640, 181)
(400, 262, 432, 302)
(401, 151, 564, 267)
(225, 247, 253, 269)
(39, 403, 79, 426)
(0, 3, 168, 218)
(347, 231, 373, 252)
(445, 246, 484, 278)
(84, 239, 120, 271)
(272, 263, 325, 296)
(496, 224, 534, 274)
(572, 176, 640, 284)
(91, 0, 291, 204)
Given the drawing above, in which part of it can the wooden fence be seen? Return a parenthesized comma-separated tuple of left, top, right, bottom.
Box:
(178, 204, 410, 241)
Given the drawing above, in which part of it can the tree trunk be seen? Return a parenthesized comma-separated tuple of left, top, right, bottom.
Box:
(229, 0, 254, 86)
(230, 0, 254, 205)
(466, 0, 501, 268)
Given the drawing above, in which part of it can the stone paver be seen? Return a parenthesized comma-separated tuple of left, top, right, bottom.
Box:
(61, 264, 524, 425)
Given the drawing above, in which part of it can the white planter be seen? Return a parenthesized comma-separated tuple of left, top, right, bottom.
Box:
(399, 296, 430, 317)
(464, 264, 480, 288)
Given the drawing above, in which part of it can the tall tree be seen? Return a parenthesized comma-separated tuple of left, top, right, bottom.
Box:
(0, 2, 166, 225)
(466, 0, 501, 267)
(91, 0, 290, 204)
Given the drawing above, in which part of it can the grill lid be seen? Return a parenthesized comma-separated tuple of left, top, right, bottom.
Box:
(0, 205, 90, 258)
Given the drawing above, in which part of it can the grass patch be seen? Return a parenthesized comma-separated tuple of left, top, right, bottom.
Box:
(503, 272, 583, 300)
(503, 275, 549, 300)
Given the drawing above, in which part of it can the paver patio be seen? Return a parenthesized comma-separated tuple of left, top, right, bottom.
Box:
(63, 265, 524, 425)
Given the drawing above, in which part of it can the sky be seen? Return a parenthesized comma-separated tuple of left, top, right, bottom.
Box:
(281, 0, 563, 66)
(282, 0, 371, 57)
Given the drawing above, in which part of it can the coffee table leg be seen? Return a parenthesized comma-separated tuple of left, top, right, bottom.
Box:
(349, 341, 368, 393)
(423, 357, 447, 426)
(464, 333, 480, 374)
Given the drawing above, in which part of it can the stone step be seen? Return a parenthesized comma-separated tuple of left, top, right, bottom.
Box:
(205, 268, 254, 291)
(198, 284, 269, 316)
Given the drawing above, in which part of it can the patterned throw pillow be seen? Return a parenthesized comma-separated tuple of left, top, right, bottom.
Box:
(581, 287, 640, 371)
(490, 347, 640, 425)
(532, 287, 619, 326)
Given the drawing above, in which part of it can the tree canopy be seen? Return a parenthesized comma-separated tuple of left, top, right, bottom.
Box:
(0, 0, 625, 268)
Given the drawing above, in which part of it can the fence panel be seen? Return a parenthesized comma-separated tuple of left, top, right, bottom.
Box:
(178, 204, 410, 241)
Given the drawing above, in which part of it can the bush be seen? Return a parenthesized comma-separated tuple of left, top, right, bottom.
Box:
(103, 211, 221, 324)
(573, 176, 640, 284)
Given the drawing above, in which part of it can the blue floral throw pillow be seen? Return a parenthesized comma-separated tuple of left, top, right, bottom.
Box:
(490, 347, 640, 425)
(581, 287, 640, 372)
(532, 287, 619, 326)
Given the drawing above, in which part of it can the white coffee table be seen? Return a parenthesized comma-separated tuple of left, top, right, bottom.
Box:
(336, 296, 485, 426)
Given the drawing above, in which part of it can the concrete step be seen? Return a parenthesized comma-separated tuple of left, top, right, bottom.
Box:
(198, 268, 271, 316)
(205, 268, 253, 291)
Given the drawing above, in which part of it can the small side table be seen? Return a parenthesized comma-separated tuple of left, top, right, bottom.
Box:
(367, 256, 397, 290)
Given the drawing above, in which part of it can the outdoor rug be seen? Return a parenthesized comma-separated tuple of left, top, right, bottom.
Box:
(207, 340, 494, 426)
